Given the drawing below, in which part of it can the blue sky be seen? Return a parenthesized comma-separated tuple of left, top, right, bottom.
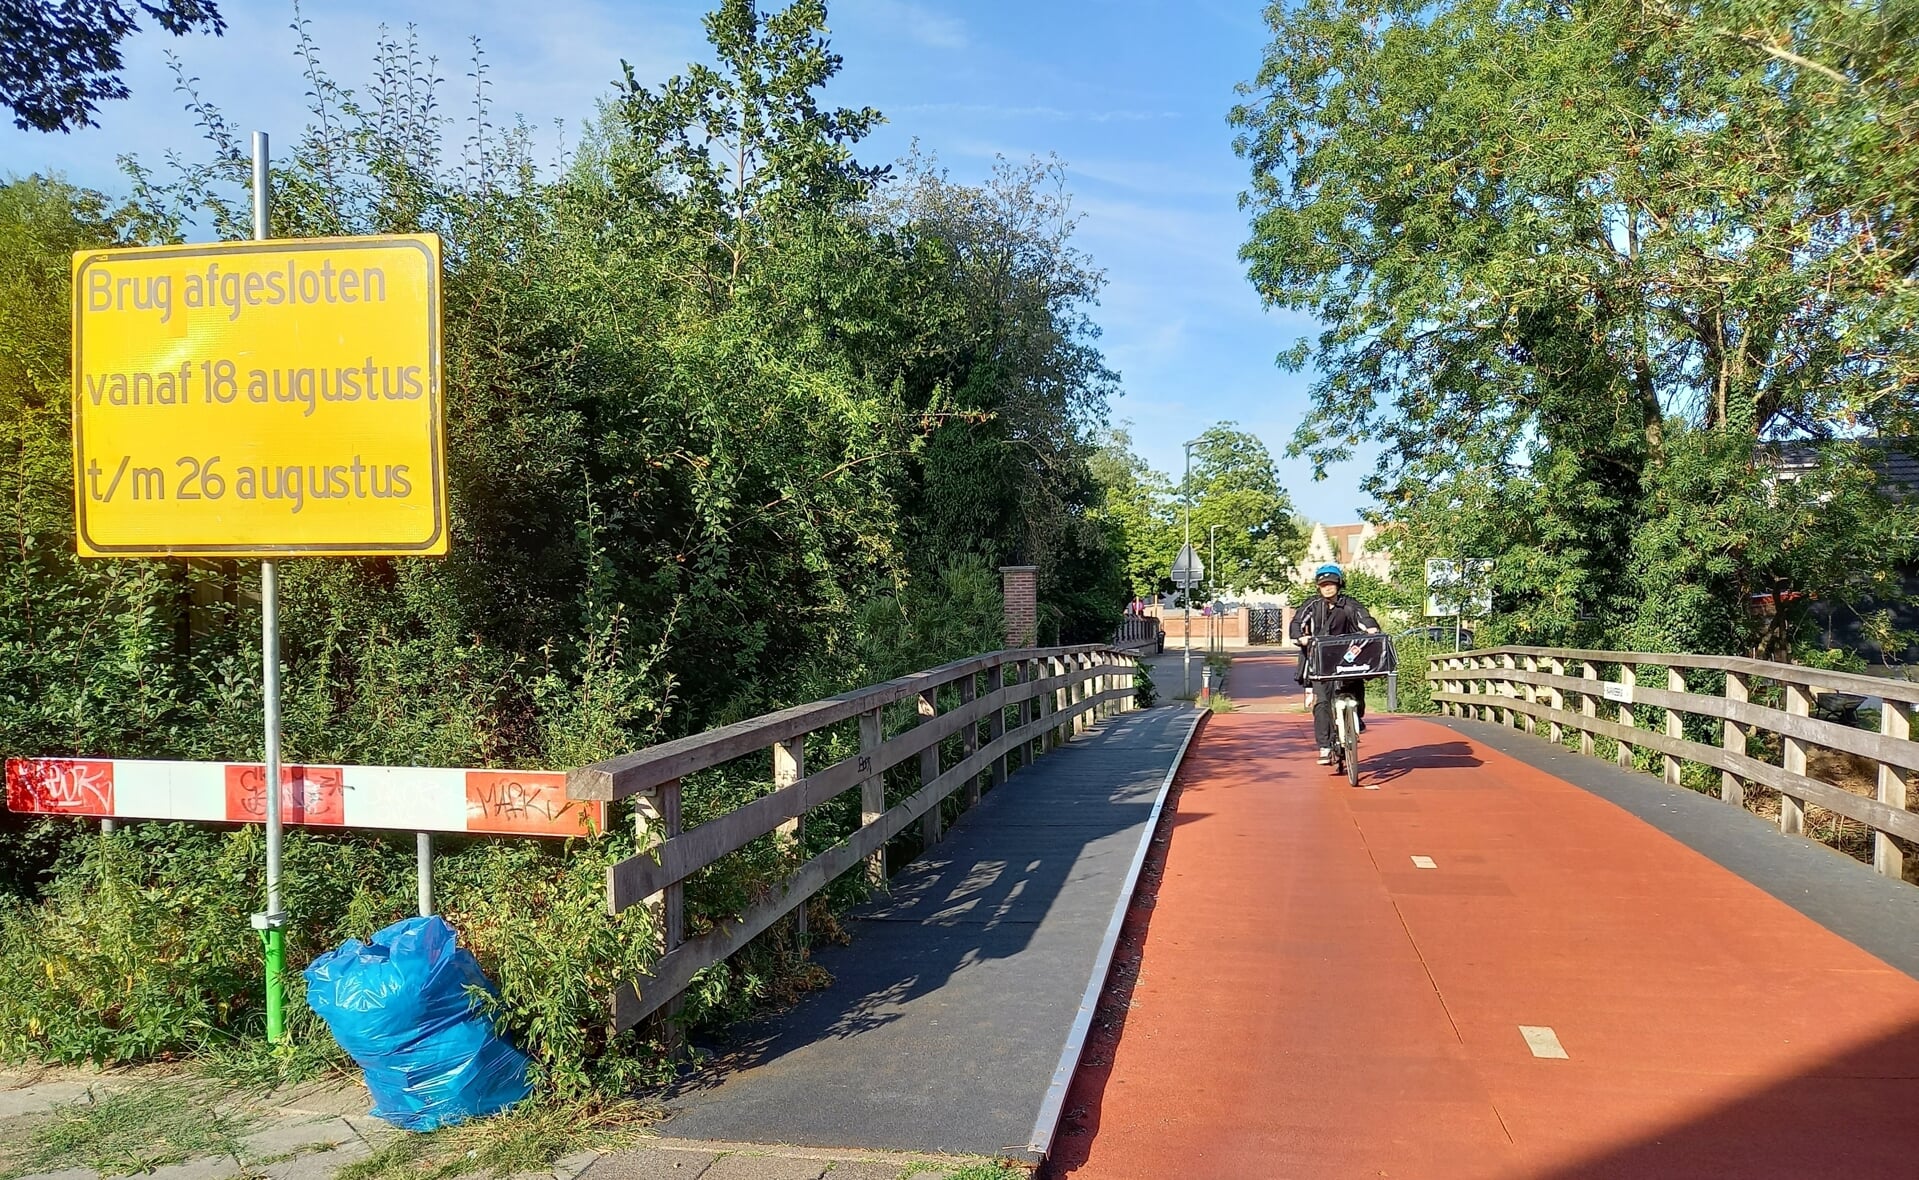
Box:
(0, 0, 1379, 523)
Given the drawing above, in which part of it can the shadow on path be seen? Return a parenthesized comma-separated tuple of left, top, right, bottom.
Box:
(654, 706, 1200, 1159)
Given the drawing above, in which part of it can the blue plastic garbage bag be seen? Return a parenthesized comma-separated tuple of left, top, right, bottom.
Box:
(303, 915, 532, 1131)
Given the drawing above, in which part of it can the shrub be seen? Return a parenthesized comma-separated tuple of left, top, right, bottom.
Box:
(0, 824, 668, 1097)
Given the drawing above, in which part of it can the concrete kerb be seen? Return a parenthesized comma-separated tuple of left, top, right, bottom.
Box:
(581, 1136, 999, 1180)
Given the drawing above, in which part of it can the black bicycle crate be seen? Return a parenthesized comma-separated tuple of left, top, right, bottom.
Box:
(1306, 633, 1398, 681)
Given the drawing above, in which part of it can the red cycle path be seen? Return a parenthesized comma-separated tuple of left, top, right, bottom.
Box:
(1047, 712, 1919, 1179)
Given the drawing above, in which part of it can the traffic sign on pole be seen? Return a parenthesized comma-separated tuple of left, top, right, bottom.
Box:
(1171, 543, 1205, 587)
(70, 234, 446, 556)
(66, 131, 450, 1044)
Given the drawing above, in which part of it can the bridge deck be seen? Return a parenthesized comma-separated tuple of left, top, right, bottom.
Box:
(653, 704, 1202, 1160)
(1050, 711, 1919, 1179)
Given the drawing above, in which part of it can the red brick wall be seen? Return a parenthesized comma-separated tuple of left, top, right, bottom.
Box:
(1000, 565, 1037, 647)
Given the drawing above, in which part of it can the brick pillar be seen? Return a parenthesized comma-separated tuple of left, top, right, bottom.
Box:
(1000, 565, 1037, 647)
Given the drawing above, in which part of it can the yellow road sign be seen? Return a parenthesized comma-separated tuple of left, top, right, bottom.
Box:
(71, 235, 446, 557)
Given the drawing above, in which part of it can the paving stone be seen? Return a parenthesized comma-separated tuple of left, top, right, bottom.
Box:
(552, 1150, 602, 1179)
(579, 1148, 719, 1179)
(817, 1161, 915, 1180)
(241, 1114, 358, 1158)
(133, 1156, 242, 1180)
(256, 1138, 373, 1179)
(267, 1080, 371, 1119)
(700, 1157, 828, 1180)
(341, 1113, 405, 1146)
(14, 1169, 100, 1180)
(0, 1080, 119, 1119)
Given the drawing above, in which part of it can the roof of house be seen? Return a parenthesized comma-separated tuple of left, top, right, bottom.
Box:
(1767, 439, 1919, 497)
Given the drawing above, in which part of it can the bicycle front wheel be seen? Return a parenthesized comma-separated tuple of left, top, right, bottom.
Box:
(1338, 698, 1361, 785)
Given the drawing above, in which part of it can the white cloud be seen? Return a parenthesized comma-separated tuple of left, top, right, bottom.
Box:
(836, 0, 968, 50)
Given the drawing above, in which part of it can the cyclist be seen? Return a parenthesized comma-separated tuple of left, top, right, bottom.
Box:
(1288, 563, 1381, 764)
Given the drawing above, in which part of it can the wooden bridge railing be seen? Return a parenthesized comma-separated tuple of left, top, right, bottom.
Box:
(568, 645, 1140, 1031)
(1113, 615, 1160, 650)
(1432, 647, 1918, 883)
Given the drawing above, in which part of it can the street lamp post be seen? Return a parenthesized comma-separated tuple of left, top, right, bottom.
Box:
(1182, 438, 1201, 698)
(1208, 524, 1219, 654)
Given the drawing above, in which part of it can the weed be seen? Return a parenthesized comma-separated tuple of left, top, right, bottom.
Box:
(1133, 663, 1158, 709)
(0, 1081, 257, 1179)
(1206, 693, 1238, 714)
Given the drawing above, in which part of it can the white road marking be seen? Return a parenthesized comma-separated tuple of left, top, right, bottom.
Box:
(1411, 855, 1437, 869)
(1520, 1025, 1569, 1059)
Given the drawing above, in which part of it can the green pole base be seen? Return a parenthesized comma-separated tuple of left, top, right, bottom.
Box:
(263, 927, 286, 1043)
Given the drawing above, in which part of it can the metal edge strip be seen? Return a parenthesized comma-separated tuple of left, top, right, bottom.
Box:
(1025, 703, 1206, 1159)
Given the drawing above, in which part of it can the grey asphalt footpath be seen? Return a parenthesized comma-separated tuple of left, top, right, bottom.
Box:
(1433, 715, 1919, 978)
(643, 705, 1201, 1162)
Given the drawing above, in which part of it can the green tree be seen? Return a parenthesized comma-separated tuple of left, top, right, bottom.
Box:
(1, 0, 223, 133)
(873, 151, 1122, 633)
(1181, 424, 1305, 594)
(1088, 425, 1176, 599)
(1232, 0, 1919, 656)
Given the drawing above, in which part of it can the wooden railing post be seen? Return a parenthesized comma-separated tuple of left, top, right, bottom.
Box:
(1665, 667, 1685, 786)
(1027, 656, 1043, 763)
(1040, 656, 1058, 753)
(1877, 701, 1912, 879)
(1781, 681, 1810, 837)
(635, 776, 684, 1041)
(1581, 661, 1598, 757)
(859, 708, 884, 888)
(1522, 655, 1539, 734)
(1053, 655, 1070, 747)
(988, 661, 1008, 790)
(1722, 672, 1748, 808)
(1500, 653, 1518, 727)
(773, 735, 806, 946)
(1479, 656, 1496, 722)
(920, 685, 943, 846)
(1548, 657, 1565, 743)
(1617, 663, 1637, 769)
(960, 672, 981, 809)
(1072, 652, 1088, 737)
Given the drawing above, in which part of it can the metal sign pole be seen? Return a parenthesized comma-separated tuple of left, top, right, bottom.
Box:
(249, 130, 288, 1044)
(1182, 445, 1193, 699)
(417, 832, 434, 916)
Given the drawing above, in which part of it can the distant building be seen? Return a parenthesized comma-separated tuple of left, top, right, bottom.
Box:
(1295, 521, 1394, 585)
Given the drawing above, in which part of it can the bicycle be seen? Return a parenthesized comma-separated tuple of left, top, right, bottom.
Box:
(1305, 633, 1398, 787)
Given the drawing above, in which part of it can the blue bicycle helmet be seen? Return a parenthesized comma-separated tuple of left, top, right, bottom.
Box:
(1313, 563, 1345, 586)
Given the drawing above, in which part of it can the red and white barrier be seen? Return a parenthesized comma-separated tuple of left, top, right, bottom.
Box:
(4, 757, 603, 838)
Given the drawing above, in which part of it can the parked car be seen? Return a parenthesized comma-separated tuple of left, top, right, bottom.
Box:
(1399, 624, 1474, 647)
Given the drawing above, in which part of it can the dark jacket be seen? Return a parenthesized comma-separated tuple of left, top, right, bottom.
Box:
(1289, 593, 1379, 683)
(1288, 593, 1379, 643)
